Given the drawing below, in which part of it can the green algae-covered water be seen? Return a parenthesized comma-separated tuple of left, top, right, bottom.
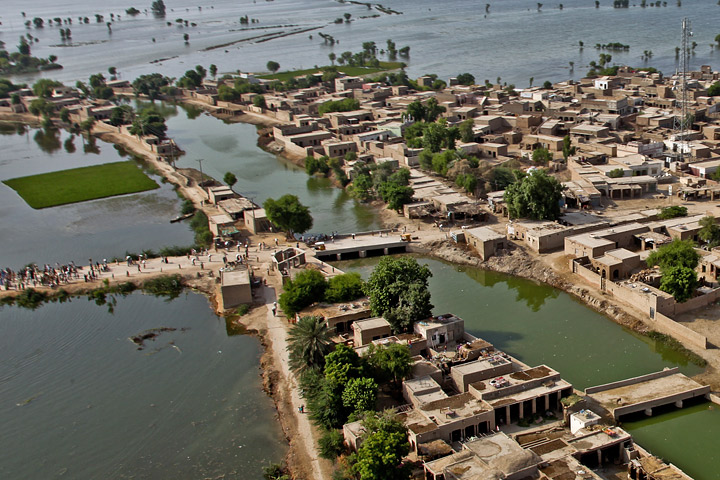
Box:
(623, 403, 720, 480)
(0, 293, 285, 479)
(337, 256, 703, 390)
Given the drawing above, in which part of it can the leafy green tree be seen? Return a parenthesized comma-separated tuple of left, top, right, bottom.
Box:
(456, 72, 475, 86)
(543, 80, 553, 89)
(177, 69, 203, 89)
(458, 118, 475, 143)
(109, 104, 135, 126)
(279, 270, 328, 317)
(264, 194, 313, 237)
(646, 239, 699, 270)
(325, 272, 365, 303)
(425, 97, 445, 122)
(324, 344, 364, 386)
(708, 82, 720, 97)
(28, 98, 53, 117)
(364, 256, 433, 333)
(224, 172, 237, 188)
(253, 95, 267, 108)
(209, 64, 217, 79)
(658, 205, 688, 219)
(378, 182, 414, 212)
(32, 78, 62, 98)
(287, 315, 333, 372)
(108, 66, 117, 78)
(132, 73, 170, 100)
(318, 97, 360, 115)
(562, 135, 576, 161)
(532, 147, 552, 165)
(607, 168, 625, 178)
(504, 169, 564, 220)
(267, 60, 280, 73)
(353, 412, 410, 480)
(350, 172, 374, 201)
(0, 79, 21, 99)
(422, 121, 446, 153)
(699, 215, 720, 246)
(129, 107, 167, 138)
(342, 377, 378, 413)
(59, 107, 71, 123)
(365, 343, 412, 389)
(659, 265, 697, 302)
(405, 100, 426, 122)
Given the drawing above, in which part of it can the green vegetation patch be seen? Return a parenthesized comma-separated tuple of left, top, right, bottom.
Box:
(3, 161, 159, 209)
(646, 331, 708, 367)
(257, 61, 405, 82)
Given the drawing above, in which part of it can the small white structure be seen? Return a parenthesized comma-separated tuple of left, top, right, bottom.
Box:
(570, 409, 601, 435)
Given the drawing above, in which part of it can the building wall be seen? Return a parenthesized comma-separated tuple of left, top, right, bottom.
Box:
(221, 283, 252, 309)
(451, 362, 514, 393)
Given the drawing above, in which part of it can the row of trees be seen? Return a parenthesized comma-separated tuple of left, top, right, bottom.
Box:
(348, 162, 414, 211)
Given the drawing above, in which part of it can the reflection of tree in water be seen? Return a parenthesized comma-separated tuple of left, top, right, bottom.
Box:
(183, 105, 203, 120)
(33, 128, 62, 154)
(332, 189, 351, 211)
(0, 123, 25, 136)
(136, 99, 179, 119)
(505, 275, 559, 312)
(460, 265, 558, 312)
(460, 265, 503, 288)
(64, 136, 76, 153)
(83, 137, 100, 155)
(306, 175, 331, 195)
(114, 143, 129, 157)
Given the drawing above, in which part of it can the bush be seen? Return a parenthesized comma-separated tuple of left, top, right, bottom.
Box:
(143, 274, 184, 298)
(278, 270, 328, 315)
(319, 429, 346, 460)
(659, 206, 688, 220)
(181, 199, 195, 215)
(237, 304, 251, 316)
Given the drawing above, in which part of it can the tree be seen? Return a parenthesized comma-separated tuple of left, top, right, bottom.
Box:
(253, 95, 267, 108)
(287, 315, 333, 372)
(132, 73, 170, 100)
(353, 413, 410, 480)
(646, 239, 699, 271)
(264, 194, 313, 238)
(607, 168, 625, 178)
(224, 172, 237, 188)
(504, 169, 564, 220)
(267, 61, 280, 73)
(378, 182, 414, 212)
(109, 104, 135, 126)
(183, 33, 190, 44)
(342, 377, 378, 413)
(129, 107, 167, 138)
(151, 0, 166, 16)
(325, 272, 365, 303)
(279, 270, 328, 317)
(209, 64, 217, 79)
(699, 215, 720, 246)
(425, 97, 445, 122)
(658, 205, 688, 220)
(328, 52, 336, 65)
(456, 72, 475, 86)
(406, 100, 426, 122)
(17, 36, 31, 55)
(364, 256, 433, 333)
(28, 98, 53, 117)
(108, 66, 117, 79)
(659, 266, 697, 302)
(708, 82, 720, 97)
(458, 118, 475, 143)
(48, 55, 58, 64)
(532, 147, 552, 165)
(562, 135, 576, 161)
(365, 343, 412, 389)
(59, 107, 71, 123)
(32, 78, 63, 98)
(422, 121, 446, 153)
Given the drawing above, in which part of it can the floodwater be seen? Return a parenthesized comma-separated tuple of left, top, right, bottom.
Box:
(163, 103, 382, 235)
(337, 255, 703, 390)
(0, 123, 194, 270)
(3, 0, 720, 87)
(0, 293, 286, 479)
(623, 402, 720, 480)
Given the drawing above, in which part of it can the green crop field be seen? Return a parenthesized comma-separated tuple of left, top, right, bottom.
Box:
(3, 161, 160, 209)
(257, 62, 405, 82)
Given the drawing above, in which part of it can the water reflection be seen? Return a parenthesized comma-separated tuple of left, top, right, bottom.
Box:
(0, 123, 26, 136)
(83, 137, 100, 155)
(63, 136, 76, 153)
(505, 275, 559, 312)
(184, 104, 203, 120)
(33, 128, 62, 154)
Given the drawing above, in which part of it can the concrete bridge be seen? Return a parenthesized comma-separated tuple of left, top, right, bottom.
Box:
(313, 233, 409, 261)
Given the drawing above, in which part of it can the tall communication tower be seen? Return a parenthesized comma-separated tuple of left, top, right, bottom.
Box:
(674, 17, 692, 162)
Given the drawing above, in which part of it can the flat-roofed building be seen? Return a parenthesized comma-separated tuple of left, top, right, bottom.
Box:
(353, 317, 392, 346)
(451, 355, 514, 393)
(464, 226, 506, 260)
(220, 268, 252, 309)
(414, 314, 465, 350)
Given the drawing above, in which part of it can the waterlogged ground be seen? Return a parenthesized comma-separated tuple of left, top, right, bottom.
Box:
(338, 255, 702, 390)
(0, 293, 286, 479)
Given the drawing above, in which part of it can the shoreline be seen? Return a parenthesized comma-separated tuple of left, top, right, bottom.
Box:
(4, 103, 719, 479)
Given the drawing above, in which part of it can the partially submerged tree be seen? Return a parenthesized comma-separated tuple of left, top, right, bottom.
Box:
(223, 171, 237, 188)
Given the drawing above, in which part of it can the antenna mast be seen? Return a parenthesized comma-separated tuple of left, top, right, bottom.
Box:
(674, 17, 691, 162)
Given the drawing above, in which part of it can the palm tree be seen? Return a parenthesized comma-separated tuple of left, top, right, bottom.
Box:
(287, 316, 333, 373)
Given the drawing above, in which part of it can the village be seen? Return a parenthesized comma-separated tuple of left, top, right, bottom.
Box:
(5, 60, 720, 480)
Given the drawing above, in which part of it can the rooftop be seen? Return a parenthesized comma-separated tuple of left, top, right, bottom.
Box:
(353, 316, 391, 332)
